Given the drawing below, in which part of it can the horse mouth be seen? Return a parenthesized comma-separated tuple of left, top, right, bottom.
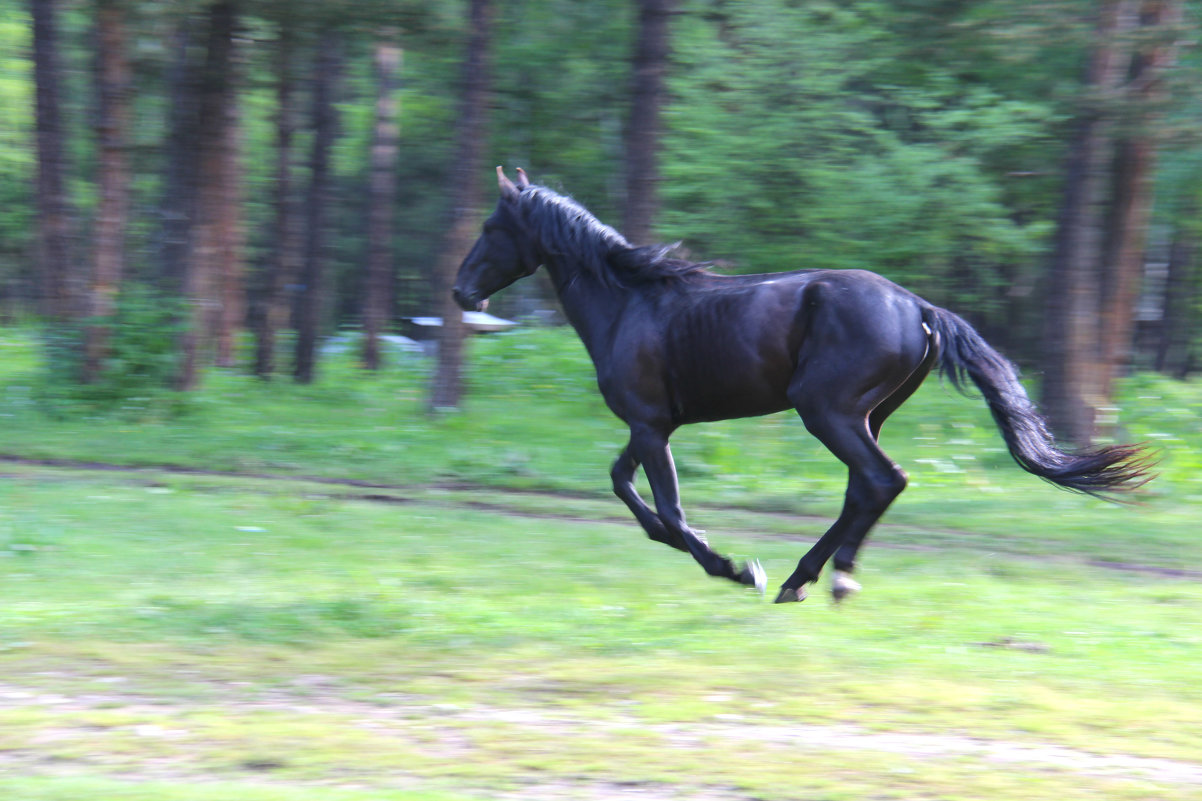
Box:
(451, 288, 488, 313)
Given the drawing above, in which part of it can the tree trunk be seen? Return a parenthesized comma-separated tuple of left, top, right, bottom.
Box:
(294, 30, 342, 384)
(254, 18, 301, 379)
(623, 0, 673, 246)
(177, 0, 237, 391)
(83, 0, 131, 383)
(1155, 223, 1197, 378)
(1096, 0, 1183, 401)
(1040, 0, 1137, 447)
(362, 34, 402, 371)
(29, 0, 75, 321)
(213, 49, 245, 369)
(429, 0, 492, 411)
(157, 19, 201, 296)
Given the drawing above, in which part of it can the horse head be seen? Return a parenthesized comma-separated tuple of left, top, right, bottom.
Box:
(452, 167, 538, 312)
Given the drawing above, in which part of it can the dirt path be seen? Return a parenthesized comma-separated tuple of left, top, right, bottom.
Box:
(3, 682, 1201, 796)
(3, 453, 1199, 580)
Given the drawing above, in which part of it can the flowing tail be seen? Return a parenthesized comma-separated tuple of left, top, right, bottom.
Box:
(923, 306, 1154, 499)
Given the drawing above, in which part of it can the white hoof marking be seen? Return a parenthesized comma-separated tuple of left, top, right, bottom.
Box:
(831, 570, 862, 601)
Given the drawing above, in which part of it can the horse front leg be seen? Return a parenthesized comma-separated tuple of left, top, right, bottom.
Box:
(611, 443, 688, 552)
(628, 427, 766, 593)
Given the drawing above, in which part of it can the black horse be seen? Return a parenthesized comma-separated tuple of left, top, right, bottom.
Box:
(453, 168, 1152, 603)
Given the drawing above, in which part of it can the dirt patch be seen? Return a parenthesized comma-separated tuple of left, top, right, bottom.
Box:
(3, 681, 1200, 791)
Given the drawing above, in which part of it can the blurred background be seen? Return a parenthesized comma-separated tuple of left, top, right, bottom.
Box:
(3, 0, 1200, 443)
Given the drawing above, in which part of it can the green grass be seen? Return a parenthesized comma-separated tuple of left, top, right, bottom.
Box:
(1, 471, 1201, 799)
(0, 326, 1201, 799)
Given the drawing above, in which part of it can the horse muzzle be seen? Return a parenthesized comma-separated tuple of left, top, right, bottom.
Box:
(451, 286, 488, 313)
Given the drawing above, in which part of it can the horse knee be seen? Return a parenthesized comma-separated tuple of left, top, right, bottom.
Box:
(610, 453, 636, 497)
(883, 465, 908, 499)
(875, 466, 907, 506)
(852, 465, 907, 511)
(612, 477, 633, 504)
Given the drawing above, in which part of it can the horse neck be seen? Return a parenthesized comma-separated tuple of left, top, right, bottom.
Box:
(541, 252, 630, 360)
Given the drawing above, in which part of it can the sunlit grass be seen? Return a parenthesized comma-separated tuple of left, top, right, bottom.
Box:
(2, 476, 1200, 739)
(2, 477, 1200, 798)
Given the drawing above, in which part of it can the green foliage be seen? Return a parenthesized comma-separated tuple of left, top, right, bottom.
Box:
(491, 0, 634, 216)
(660, 0, 1056, 305)
(8, 0, 1202, 385)
(35, 284, 187, 416)
(0, 5, 35, 292)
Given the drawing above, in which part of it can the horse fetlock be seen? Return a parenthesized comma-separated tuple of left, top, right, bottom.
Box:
(738, 559, 767, 595)
(831, 569, 862, 602)
(708, 555, 742, 581)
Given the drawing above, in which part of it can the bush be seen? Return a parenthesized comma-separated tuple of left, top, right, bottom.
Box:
(37, 283, 190, 417)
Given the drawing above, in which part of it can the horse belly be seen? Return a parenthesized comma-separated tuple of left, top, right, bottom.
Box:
(668, 340, 795, 423)
(661, 283, 807, 424)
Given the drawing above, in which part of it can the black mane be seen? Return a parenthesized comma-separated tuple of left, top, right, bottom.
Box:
(517, 185, 712, 288)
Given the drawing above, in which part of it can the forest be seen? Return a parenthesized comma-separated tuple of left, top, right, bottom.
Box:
(5, 0, 1200, 444)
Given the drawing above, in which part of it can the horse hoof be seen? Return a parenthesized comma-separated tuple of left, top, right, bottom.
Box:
(738, 559, 767, 595)
(773, 585, 807, 604)
(831, 570, 862, 603)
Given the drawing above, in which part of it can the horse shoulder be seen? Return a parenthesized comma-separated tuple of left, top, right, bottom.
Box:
(590, 304, 675, 426)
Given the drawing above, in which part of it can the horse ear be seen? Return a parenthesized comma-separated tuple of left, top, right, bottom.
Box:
(515, 167, 530, 189)
(497, 166, 519, 202)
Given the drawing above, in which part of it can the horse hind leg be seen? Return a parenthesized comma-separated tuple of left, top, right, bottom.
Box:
(830, 569, 863, 603)
(776, 453, 906, 603)
(776, 386, 909, 604)
(829, 341, 937, 601)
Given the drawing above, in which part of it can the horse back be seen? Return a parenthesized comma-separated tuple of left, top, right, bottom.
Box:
(601, 269, 927, 427)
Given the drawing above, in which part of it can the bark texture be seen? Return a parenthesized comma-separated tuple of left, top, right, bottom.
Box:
(213, 52, 245, 369)
(84, 0, 131, 382)
(1096, 0, 1183, 400)
(254, 19, 302, 379)
(177, 1, 238, 390)
(429, 0, 492, 411)
(29, 0, 75, 321)
(1040, 0, 1138, 446)
(294, 30, 342, 384)
(623, 0, 674, 246)
(363, 34, 402, 371)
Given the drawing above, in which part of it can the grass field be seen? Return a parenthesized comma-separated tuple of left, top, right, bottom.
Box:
(1, 327, 1200, 800)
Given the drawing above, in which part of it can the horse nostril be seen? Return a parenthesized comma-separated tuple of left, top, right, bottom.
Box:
(452, 286, 482, 312)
